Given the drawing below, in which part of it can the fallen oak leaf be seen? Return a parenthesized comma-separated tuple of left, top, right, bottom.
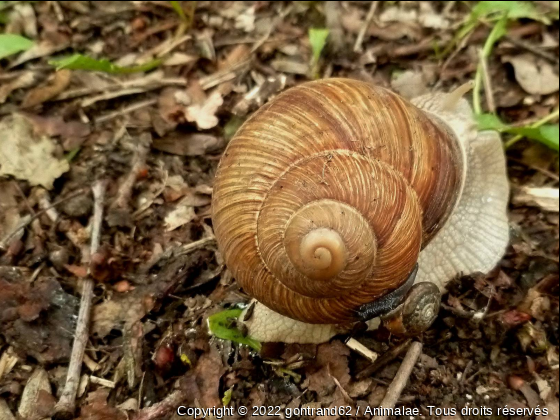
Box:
(0, 114, 69, 190)
(21, 69, 72, 108)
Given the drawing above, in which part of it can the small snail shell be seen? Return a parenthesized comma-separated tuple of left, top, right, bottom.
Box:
(212, 78, 467, 324)
(382, 282, 441, 336)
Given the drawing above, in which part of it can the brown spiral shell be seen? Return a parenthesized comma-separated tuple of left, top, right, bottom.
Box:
(211, 78, 464, 324)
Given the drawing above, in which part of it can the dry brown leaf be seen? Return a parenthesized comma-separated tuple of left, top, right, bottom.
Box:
(92, 292, 154, 338)
(76, 388, 127, 420)
(0, 72, 37, 104)
(22, 113, 91, 142)
(22, 70, 72, 108)
(180, 346, 225, 408)
(0, 398, 15, 420)
(1, 277, 78, 364)
(0, 114, 70, 189)
(306, 340, 351, 397)
(504, 54, 560, 95)
(18, 368, 52, 419)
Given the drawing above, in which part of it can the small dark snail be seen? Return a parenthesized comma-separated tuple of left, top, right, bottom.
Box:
(211, 78, 509, 343)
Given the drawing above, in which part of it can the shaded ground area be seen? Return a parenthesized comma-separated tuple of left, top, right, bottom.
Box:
(0, 2, 558, 419)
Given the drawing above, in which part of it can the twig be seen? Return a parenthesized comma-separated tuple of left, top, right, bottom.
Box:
(354, 1, 378, 53)
(503, 34, 557, 63)
(356, 339, 412, 380)
(508, 158, 559, 182)
(479, 49, 495, 114)
(95, 98, 158, 124)
(111, 133, 152, 210)
(35, 189, 88, 254)
(372, 341, 423, 420)
(55, 181, 106, 419)
(0, 189, 86, 251)
(131, 390, 185, 420)
(345, 338, 378, 363)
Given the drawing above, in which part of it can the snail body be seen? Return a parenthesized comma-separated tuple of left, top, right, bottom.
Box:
(212, 78, 489, 326)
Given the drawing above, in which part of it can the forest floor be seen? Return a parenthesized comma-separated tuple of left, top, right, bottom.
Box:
(0, 2, 558, 420)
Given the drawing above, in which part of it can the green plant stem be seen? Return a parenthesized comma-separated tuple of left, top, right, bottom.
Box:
(473, 15, 508, 114)
(505, 108, 560, 149)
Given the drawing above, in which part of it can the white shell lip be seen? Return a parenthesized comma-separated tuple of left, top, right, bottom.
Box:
(412, 92, 510, 291)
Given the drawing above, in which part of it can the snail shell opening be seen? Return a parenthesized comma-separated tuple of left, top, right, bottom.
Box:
(212, 78, 464, 324)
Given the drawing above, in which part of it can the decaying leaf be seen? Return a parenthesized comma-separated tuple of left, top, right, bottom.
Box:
(92, 292, 155, 338)
(504, 54, 560, 95)
(0, 114, 70, 189)
(185, 90, 223, 130)
(21, 69, 72, 108)
(76, 388, 127, 420)
(1, 277, 79, 364)
(0, 398, 15, 420)
(306, 340, 351, 397)
(21, 113, 91, 142)
(180, 346, 225, 408)
(18, 368, 54, 419)
(165, 200, 196, 231)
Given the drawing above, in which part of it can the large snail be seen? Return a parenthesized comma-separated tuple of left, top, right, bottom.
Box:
(211, 78, 509, 343)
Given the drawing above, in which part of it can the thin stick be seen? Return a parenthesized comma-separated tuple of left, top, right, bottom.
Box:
(372, 341, 423, 420)
(356, 338, 412, 380)
(55, 180, 106, 418)
(354, 1, 378, 53)
(95, 98, 158, 124)
(131, 390, 185, 420)
(0, 189, 86, 251)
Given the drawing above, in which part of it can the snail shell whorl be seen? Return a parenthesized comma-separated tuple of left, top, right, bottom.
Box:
(212, 78, 464, 324)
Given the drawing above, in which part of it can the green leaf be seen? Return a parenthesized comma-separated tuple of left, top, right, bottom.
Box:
(475, 113, 508, 131)
(49, 54, 161, 74)
(222, 387, 233, 406)
(207, 308, 261, 352)
(509, 124, 559, 151)
(483, 13, 508, 56)
(308, 28, 329, 64)
(0, 34, 34, 60)
(169, 1, 187, 22)
(477, 113, 559, 152)
(64, 147, 81, 162)
(471, 1, 546, 23)
(223, 115, 245, 140)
